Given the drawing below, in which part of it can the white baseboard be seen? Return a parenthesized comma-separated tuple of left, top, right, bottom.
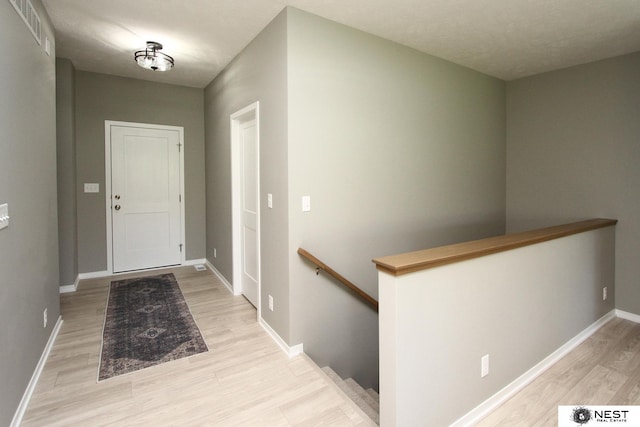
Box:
(451, 309, 616, 427)
(203, 260, 302, 358)
(259, 317, 304, 358)
(615, 309, 640, 324)
(59, 284, 76, 293)
(203, 259, 302, 358)
(78, 270, 110, 280)
(59, 275, 80, 294)
(11, 315, 63, 427)
(61, 260, 211, 294)
(205, 260, 234, 295)
(59, 270, 110, 294)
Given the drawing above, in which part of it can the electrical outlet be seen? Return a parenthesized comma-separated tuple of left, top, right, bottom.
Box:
(268, 295, 274, 311)
(603, 286, 608, 301)
(43, 308, 47, 328)
(481, 354, 489, 377)
(0, 203, 9, 230)
(302, 196, 311, 212)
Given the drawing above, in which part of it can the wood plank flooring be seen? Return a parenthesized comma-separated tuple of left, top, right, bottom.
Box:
(22, 265, 640, 426)
(21, 266, 375, 426)
(476, 317, 640, 426)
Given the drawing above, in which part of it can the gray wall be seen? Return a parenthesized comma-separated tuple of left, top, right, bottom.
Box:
(74, 72, 206, 273)
(286, 8, 506, 389)
(379, 225, 615, 426)
(0, 1, 60, 424)
(204, 10, 290, 339)
(56, 58, 78, 287)
(506, 52, 640, 315)
(204, 7, 505, 389)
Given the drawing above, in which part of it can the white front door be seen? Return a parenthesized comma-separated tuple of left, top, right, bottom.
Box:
(232, 104, 260, 308)
(109, 124, 183, 273)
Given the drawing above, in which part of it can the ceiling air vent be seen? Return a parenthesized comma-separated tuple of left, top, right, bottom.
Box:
(8, 0, 42, 45)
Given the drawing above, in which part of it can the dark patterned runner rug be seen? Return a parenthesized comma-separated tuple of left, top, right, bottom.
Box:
(98, 273, 208, 381)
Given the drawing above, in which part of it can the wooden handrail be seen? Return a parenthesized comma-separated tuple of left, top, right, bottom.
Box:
(298, 248, 379, 312)
(372, 218, 618, 276)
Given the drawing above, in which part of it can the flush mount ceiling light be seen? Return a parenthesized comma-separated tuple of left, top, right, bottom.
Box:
(134, 41, 174, 71)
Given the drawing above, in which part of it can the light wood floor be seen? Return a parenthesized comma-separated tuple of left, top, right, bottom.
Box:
(21, 266, 375, 426)
(476, 316, 640, 426)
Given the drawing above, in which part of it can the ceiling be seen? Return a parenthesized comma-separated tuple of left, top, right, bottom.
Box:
(42, 0, 640, 88)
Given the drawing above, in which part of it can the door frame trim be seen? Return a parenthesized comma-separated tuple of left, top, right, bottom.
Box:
(230, 102, 261, 316)
(104, 120, 186, 274)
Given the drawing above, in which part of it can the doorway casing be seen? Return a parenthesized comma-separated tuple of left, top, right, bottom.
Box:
(230, 102, 261, 317)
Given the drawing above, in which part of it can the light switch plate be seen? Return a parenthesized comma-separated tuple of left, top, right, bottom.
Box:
(302, 196, 311, 212)
(0, 203, 9, 230)
(84, 183, 99, 193)
(481, 354, 490, 378)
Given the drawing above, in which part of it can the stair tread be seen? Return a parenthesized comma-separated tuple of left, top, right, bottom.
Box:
(321, 367, 379, 425)
(345, 378, 379, 413)
(366, 388, 379, 403)
(321, 366, 344, 386)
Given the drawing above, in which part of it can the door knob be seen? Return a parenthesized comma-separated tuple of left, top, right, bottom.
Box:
(114, 205, 121, 211)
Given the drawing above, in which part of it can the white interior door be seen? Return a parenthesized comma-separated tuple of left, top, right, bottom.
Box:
(239, 118, 259, 307)
(232, 103, 260, 309)
(110, 125, 182, 273)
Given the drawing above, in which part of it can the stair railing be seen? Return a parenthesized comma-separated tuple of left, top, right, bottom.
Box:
(297, 248, 379, 312)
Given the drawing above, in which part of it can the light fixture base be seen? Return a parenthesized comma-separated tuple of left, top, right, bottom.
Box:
(146, 41, 163, 51)
(134, 41, 174, 72)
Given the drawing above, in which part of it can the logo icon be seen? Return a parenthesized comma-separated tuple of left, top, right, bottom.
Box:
(572, 407, 592, 425)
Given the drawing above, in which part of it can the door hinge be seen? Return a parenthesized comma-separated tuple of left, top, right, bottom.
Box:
(179, 243, 183, 252)
(178, 143, 182, 152)
(179, 194, 182, 202)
